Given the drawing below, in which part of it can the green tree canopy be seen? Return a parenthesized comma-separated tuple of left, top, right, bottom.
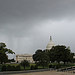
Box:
(33, 49, 50, 68)
(48, 45, 74, 64)
(0, 42, 15, 64)
(20, 60, 30, 70)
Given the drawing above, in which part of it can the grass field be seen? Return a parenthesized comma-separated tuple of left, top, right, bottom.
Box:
(0, 63, 75, 71)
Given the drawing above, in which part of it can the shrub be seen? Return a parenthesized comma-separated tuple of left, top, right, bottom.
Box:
(11, 66, 15, 71)
(30, 65, 38, 70)
(49, 65, 52, 68)
(15, 65, 21, 71)
(0, 65, 2, 71)
(7, 65, 12, 71)
(7, 65, 16, 71)
(34, 65, 38, 69)
(30, 65, 35, 70)
(1, 65, 7, 71)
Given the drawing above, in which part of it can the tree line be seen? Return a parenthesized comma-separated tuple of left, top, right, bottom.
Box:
(33, 45, 75, 68)
(0, 42, 75, 70)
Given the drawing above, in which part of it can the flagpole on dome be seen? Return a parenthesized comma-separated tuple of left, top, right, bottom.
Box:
(50, 36, 52, 41)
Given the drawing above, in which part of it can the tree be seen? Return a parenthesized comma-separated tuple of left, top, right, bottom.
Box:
(48, 45, 74, 64)
(0, 42, 15, 64)
(0, 53, 8, 64)
(33, 49, 49, 68)
(20, 60, 30, 70)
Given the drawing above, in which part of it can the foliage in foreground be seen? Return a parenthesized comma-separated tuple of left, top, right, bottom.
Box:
(48, 45, 74, 64)
(1, 65, 21, 71)
(0, 62, 75, 71)
(33, 49, 50, 68)
(20, 60, 30, 70)
(0, 42, 15, 64)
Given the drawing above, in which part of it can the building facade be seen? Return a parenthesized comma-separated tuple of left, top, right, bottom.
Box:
(16, 54, 34, 63)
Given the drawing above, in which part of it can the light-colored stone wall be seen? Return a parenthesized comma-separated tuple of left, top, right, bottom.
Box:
(16, 54, 34, 63)
(73, 56, 75, 58)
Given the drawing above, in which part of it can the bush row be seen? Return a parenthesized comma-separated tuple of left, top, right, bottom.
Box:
(1, 65, 21, 71)
(30, 65, 38, 70)
(49, 64, 61, 69)
(1, 64, 62, 71)
(1, 65, 38, 71)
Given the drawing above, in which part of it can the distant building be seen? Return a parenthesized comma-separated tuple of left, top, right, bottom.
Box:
(16, 54, 34, 63)
(16, 36, 55, 63)
(46, 36, 55, 50)
(73, 55, 75, 58)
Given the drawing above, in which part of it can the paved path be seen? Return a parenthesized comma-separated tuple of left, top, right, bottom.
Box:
(10, 71, 75, 75)
(0, 69, 50, 75)
(0, 70, 75, 75)
(0, 69, 75, 75)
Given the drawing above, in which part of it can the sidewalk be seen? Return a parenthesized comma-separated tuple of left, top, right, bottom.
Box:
(0, 69, 50, 75)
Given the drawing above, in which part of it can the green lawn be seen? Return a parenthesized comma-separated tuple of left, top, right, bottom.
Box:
(0, 63, 75, 71)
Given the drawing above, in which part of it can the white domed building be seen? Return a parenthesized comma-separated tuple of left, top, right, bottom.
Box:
(46, 36, 55, 50)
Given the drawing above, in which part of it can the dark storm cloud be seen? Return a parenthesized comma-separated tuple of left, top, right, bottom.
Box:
(0, 0, 75, 36)
(0, 0, 75, 54)
(0, 0, 75, 24)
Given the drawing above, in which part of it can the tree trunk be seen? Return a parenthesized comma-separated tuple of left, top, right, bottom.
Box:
(24, 66, 25, 70)
(43, 65, 44, 69)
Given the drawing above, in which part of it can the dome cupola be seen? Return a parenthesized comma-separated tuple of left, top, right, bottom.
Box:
(46, 36, 55, 50)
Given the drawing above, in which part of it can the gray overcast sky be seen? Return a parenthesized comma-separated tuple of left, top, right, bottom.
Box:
(0, 0, 75, 55)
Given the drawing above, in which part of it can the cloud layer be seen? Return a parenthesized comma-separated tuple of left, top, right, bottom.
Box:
(0, 0, 75, 55)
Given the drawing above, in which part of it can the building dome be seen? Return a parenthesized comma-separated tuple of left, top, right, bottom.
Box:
(46, 36, 55, 50)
